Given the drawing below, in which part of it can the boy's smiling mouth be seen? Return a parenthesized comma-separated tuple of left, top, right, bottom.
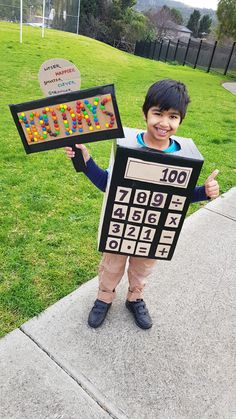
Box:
(155, 127, 169, 135)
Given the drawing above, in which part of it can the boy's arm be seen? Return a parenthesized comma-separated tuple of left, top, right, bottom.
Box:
(191, 169, 219, 203)
(190, 186, 209, 203)
(84, 158, 108, 192)
(65, 144, 108, 192)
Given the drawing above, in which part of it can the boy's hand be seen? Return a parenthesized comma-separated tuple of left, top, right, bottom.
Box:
(205, 169, 220, 199)
(64, 144, 90, 163)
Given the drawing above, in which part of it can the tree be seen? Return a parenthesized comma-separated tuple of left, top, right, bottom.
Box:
(121, 0, 136, 8)
(170, 8, 183, 25)
(50, 0, 153, 46)
(79, 0, 107, 38)
(187, 9, 200, 38)
(217, 0, 236, 40)
(122, 8, 152, 43)
(145, 6, 174, 39)
(104, 0, 151, 45)
(198, 14, 212, 37)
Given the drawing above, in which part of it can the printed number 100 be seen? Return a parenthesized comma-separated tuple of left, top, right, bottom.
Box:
(160, 168, 187, 185)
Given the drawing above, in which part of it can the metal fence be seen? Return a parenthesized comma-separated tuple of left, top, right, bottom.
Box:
(134, 39, 236, 78)
(0, 3, 78, 33)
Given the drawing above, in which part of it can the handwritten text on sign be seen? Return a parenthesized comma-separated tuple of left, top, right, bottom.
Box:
(38, 58, 81, 96)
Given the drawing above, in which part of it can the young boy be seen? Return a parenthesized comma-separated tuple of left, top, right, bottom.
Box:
(65, 79, 219, 330)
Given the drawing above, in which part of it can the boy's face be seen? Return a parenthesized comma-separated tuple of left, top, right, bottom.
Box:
(144, 106, 181, 149)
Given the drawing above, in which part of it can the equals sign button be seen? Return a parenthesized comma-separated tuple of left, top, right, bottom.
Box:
(135, 243, 151, 256)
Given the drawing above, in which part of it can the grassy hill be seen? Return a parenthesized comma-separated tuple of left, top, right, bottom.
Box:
(0, 21, 235, 337)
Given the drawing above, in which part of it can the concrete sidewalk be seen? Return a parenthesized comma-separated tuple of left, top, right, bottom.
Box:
(222, 82, 236, 95)
(1, 188, 236, 419)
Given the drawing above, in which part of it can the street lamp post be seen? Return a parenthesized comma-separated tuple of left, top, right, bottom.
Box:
(76, 0, 80, 35)
(20, 0, 23, 43)
(42, 0, 45, 38)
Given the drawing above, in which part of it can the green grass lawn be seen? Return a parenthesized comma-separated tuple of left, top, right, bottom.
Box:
(0, 21, 236, 337)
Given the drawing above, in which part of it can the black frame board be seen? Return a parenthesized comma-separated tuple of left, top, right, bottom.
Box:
(9, 84, 124, 154)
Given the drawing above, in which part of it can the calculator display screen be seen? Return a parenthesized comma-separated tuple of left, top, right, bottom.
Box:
(125, 158, 192, 189)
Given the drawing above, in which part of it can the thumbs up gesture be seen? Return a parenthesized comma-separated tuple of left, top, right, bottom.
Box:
(205, 169, 220, 199)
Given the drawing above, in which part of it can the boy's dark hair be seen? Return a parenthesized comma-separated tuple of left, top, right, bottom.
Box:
(142, 79, 190, 122)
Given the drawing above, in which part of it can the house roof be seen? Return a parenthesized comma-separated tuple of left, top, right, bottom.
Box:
(165, 20, 192, 34)
(176, 24, 192, 33)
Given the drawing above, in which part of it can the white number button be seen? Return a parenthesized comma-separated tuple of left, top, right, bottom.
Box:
(144, 210, 161, 225)
(112, 204, 128, 220)
(115, 186, 132, 203)
(140, 227, 156, 242)
(124, 224, 140, 240)
(128, 207, 145, 224)
(108, 222, 124, 237)
(133, 189, 151, 206)
(150, 192, 167, 208)
(105, 237, 121, 252)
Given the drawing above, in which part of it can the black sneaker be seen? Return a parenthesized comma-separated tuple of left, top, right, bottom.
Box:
(125, 299, 152, 329)
(88, 299, 112, 328)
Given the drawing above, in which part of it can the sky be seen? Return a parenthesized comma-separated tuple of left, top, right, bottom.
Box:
(176, 0, 219, 10)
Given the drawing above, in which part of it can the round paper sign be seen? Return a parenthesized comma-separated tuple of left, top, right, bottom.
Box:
(38, 58, 81, 96)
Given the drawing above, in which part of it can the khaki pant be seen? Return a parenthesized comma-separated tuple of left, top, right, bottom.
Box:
(97, 252, 157, 303)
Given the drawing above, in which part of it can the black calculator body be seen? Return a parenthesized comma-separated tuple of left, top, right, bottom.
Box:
(98, 128, 204, 260)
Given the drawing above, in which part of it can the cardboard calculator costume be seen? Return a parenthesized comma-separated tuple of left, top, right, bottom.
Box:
(98, 127, 204, 260)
